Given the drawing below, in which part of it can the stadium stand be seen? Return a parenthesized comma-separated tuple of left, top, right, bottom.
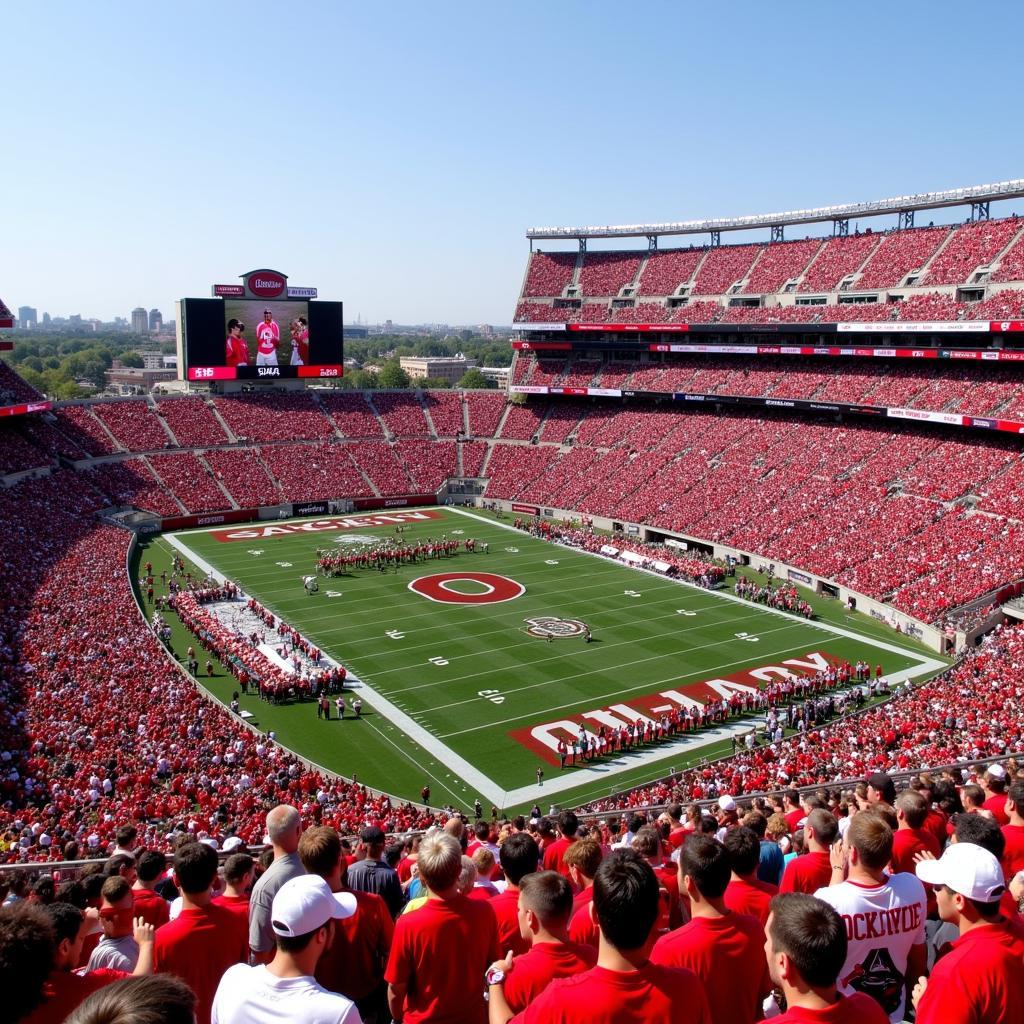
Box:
(692, 242, 762, 295)
(637, 247, 704, 296)
(741, 237, 822, 294)
(322, 390, 387, 438)
(92, 399, 172, 452)
(348, 440, 414, 495)
(204, 448, 284, 508)
(797, 232, 881, 293)
(0, 358, 44, 405)
(578, 251, 642, 296)
(52, 405, 122, 456)
(464, 391, 505, 436)
(423, 389, 465, 436)
(920, 217, 1022, 285)
(157, 396, 233, 447)
(522, 250, 577, 297)
(148, 452, 232, 513)
(372, 391, 431, 437)
(212, 393, 334, 443)
(260, 443, 373, 502)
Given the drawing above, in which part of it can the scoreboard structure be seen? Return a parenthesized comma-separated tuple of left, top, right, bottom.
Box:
(177, 268, 343, 382)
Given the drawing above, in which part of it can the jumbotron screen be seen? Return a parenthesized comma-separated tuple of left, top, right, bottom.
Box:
(179, 289, 343, 381)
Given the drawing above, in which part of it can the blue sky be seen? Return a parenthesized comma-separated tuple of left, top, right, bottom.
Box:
(3, 1, 1023, 325)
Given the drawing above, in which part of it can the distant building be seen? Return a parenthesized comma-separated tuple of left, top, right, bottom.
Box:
(344, 324, 369, 339)
(149, 308, 163, 332)
(105, 363, 176, 393)
(18, 306, 37, 329)
(480, 366, 510, 389)
(399, 354, 477, 384)
(141, 351, 164, 369)
(42, 312, 51, 325)
(131, 307, 148, 333)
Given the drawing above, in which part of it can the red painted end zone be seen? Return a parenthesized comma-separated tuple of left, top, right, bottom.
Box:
(510, 650, 842, 765)
(211, 509, 442, 541)
(408, 572, 525, 604)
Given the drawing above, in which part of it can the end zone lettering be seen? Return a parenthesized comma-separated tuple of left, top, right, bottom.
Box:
(510, 651, 841, 764)
(211, 509, 441, 541)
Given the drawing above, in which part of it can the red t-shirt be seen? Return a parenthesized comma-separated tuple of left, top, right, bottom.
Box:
(316, 888, 393, 1002)
(491, 888, 529, 957)
(724, 876, 777, 926)
(780, 851, 832, 894)
(211, 892, 249, 928)
(1001, 823, 1024, 879)
(503, 940, 597, 1014)
(225, 335, 249, 367)
(668, 825, 693, 850)
(915, 923, 1024, 1024)
(983, 794, 1010, 826)
(24, 968, 129, 1024)
(509, 962, 711, 1024)
(568, 902, 599, 949)
(650, 912, 770, 1024)
(152, 903, 248, 1024)
(772, 992, 890, 1024)
(384, 894, 498, 1024)
(572, 885, 593, 918)
(133, 887, 171, 929)
(543, 837, 575, 876)
(891, 827, 941, 874)
(785, 808, 805, 832)
(922, 808, 948, 849)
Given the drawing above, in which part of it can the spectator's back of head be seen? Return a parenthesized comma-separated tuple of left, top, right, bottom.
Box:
(136, 851, 166, 886)
(173, 840, 218, 896)
(845, 812, 893, 872)
(741, 810, 768, 839)
(563, 837, 602, 881)
(417, 833, 462, 893)
(679, 834, 730, 900)
(266, 805, 301, 850)
(518, 871, 573, 931)
(64, 973, 197, 1024)
(557, 810, 578, 839)
(224, 853, 255, 887)
(896, 790, 928, 829)
(954, 813, 1005, 860)
(722, 826, 760, 877)
(631, 826, 661, 860)
(298, 826, 341, 878)
(0, 903, 56, 1023)
(499, 831, 539, 886)
(767, 893, 847, 990)
(806, 809, 838, 847)
(593, 849, 659, 953)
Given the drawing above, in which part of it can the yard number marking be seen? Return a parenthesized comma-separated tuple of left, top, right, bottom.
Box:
(428, 656, 449, 667)
(735, 632, 759, 642)
(478, 689, 505, 705)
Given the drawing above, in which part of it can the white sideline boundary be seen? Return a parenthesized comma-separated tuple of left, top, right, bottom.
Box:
(164, 509, 948, 808)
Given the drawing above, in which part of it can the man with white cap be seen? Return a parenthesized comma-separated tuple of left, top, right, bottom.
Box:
(982, 763, 1011, 825)
(212, 874, 361, 1024)
(912, 842, 1024, 1024)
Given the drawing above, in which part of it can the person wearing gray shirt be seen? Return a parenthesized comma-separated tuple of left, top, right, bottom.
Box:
(248, 805, 306, 962)
(346, 825, 404, 919)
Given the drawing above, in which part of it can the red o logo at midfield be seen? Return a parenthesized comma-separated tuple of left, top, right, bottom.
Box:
(408, 572, 525, 604)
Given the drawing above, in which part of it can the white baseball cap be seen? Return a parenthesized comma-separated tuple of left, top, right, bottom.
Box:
(987, 763, 1007, 780)
(717, 795, 737, 812)
(270, 875, 356, 937)
(916, 842, 1006, 902)
(222, 836, 244, 853)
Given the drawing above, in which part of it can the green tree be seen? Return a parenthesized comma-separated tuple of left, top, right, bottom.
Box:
(377, 361, 411, 389)
(120, 351, 144, 368)
(457, 368, 490, 389)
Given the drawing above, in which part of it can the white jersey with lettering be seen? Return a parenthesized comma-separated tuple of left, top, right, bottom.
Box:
(814, 872, 927, 1022)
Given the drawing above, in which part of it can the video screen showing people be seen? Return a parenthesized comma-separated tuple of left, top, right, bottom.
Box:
(222, 300, 311, 368)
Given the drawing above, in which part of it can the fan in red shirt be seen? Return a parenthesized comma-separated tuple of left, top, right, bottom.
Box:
(1002, 780, 1024, 879)
(783, 790, 806, 833)
(211, 852, 255, 928)
(490, 832, 540, 958)
(542, 810, 579, 878)
(299, 824, 395, 1022)
(132, 851, 172, 930)
(723, 826, 778, 926)
(22, 902, 155, 1024)
(765, 893, 889, 1024)
(981, 764, 1011, 825)
(386, 830, 499, 1024)
(891, 790, 942, 874)
(914, 842, 1024, 1024)
(780, 809, 838, 895)
(565, 837, 603, 947)
(651, 834, 771, 1024)
(152, 841, 249, 1024)
(486, 871, 595, 1016)
(632, 825, 683, 933)
(488, 848, 710, 1024)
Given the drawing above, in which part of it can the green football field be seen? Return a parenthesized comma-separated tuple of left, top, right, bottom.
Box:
(136, 507, 948, 814)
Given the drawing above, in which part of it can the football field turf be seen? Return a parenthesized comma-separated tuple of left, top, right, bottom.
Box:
(142, 507, 948, 814)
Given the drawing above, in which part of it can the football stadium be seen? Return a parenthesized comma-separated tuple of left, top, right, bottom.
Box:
(4, 9, 1024, 1020)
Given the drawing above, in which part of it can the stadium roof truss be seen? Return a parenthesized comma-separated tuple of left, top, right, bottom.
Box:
(526, 179, 1024, 249)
